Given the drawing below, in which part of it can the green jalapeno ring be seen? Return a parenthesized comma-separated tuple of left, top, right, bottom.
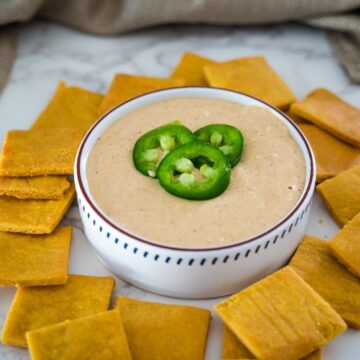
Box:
(157, 141, 231, 200)
(133, 122, 195, 177)
(194, 124, 244, 167)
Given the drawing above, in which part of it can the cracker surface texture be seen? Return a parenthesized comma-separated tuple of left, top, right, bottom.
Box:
(0, 226, 71, 286)
(329, 213, 360, 277)
(290, 88, 360, 147)
(222, 326, 254, 359)
(222, 327, 322, 360)
(204, 56, 296, 109)
(0, 183, 75, 234)
(98, 74, 186, 116)
(300, 124, 360, 182)
(1, 274, 115, 347)
(171, 52, 216, 85)
(0, 128, 83, 176)
(290, 235, 360, 328)
(115, 296, 211, 360)
(0, 175, 70, 199)
(26, 310, 131, 360)
(215, 266, 346, 360)
(32, 82, 103, 132)
(317, 165, 360, 226)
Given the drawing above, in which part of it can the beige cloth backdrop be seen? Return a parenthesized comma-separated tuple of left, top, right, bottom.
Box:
(0, 0, 359, 92)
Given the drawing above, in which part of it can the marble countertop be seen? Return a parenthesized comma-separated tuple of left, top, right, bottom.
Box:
(0, 20, 359, 359)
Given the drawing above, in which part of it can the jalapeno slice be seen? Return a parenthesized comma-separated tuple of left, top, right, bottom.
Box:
(194, 124, 244, 167)
(133, 122, 195, 177)
(157, 141, 231, 200)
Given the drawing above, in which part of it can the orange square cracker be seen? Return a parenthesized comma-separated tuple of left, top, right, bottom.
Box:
(31, 82, 103, 132)
(290, 88, 360, 147)
(1, 274, 115, 347)
(0, 128, 83, 176)
(317, 165, 360, 226)
(171, 52, 216, 85)
(221, 326, 322, 360)
(290, 236, 360, 328)
(0, 183, 75, 234)
(215, 266, 345, 360)
(0, 227, 72, 286)
(300, 124, 360, 182)
(329, 213, 360, 277)
(27, 310, 131, 360)
(204, 56, 296, 109)
(98, 74, 186, 116)
(115, 296, 210, 360)
(0, 175, 70, 199)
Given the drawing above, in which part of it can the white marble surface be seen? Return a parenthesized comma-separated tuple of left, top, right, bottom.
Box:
(0, 20, 359, 359)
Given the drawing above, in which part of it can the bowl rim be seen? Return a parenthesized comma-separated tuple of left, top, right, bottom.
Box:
(76, 86, 315, 252)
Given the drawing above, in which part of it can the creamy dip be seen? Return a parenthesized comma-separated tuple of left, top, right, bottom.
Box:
(87, 98, 306, 248)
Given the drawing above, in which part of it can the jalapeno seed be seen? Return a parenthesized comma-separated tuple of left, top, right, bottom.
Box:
(157, 141, 231, 200)
(179, 173, 196, 186)
(133, 122, 195, 177)
(160, 135, 176, 151)
(175, 157, 194, 173)
(195, 124, 244, 167)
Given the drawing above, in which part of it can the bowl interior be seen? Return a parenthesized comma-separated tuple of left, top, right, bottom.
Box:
(76, 87, 315, 250)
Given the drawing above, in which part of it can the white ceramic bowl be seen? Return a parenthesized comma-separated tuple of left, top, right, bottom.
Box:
(75, 87, 316, 299)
